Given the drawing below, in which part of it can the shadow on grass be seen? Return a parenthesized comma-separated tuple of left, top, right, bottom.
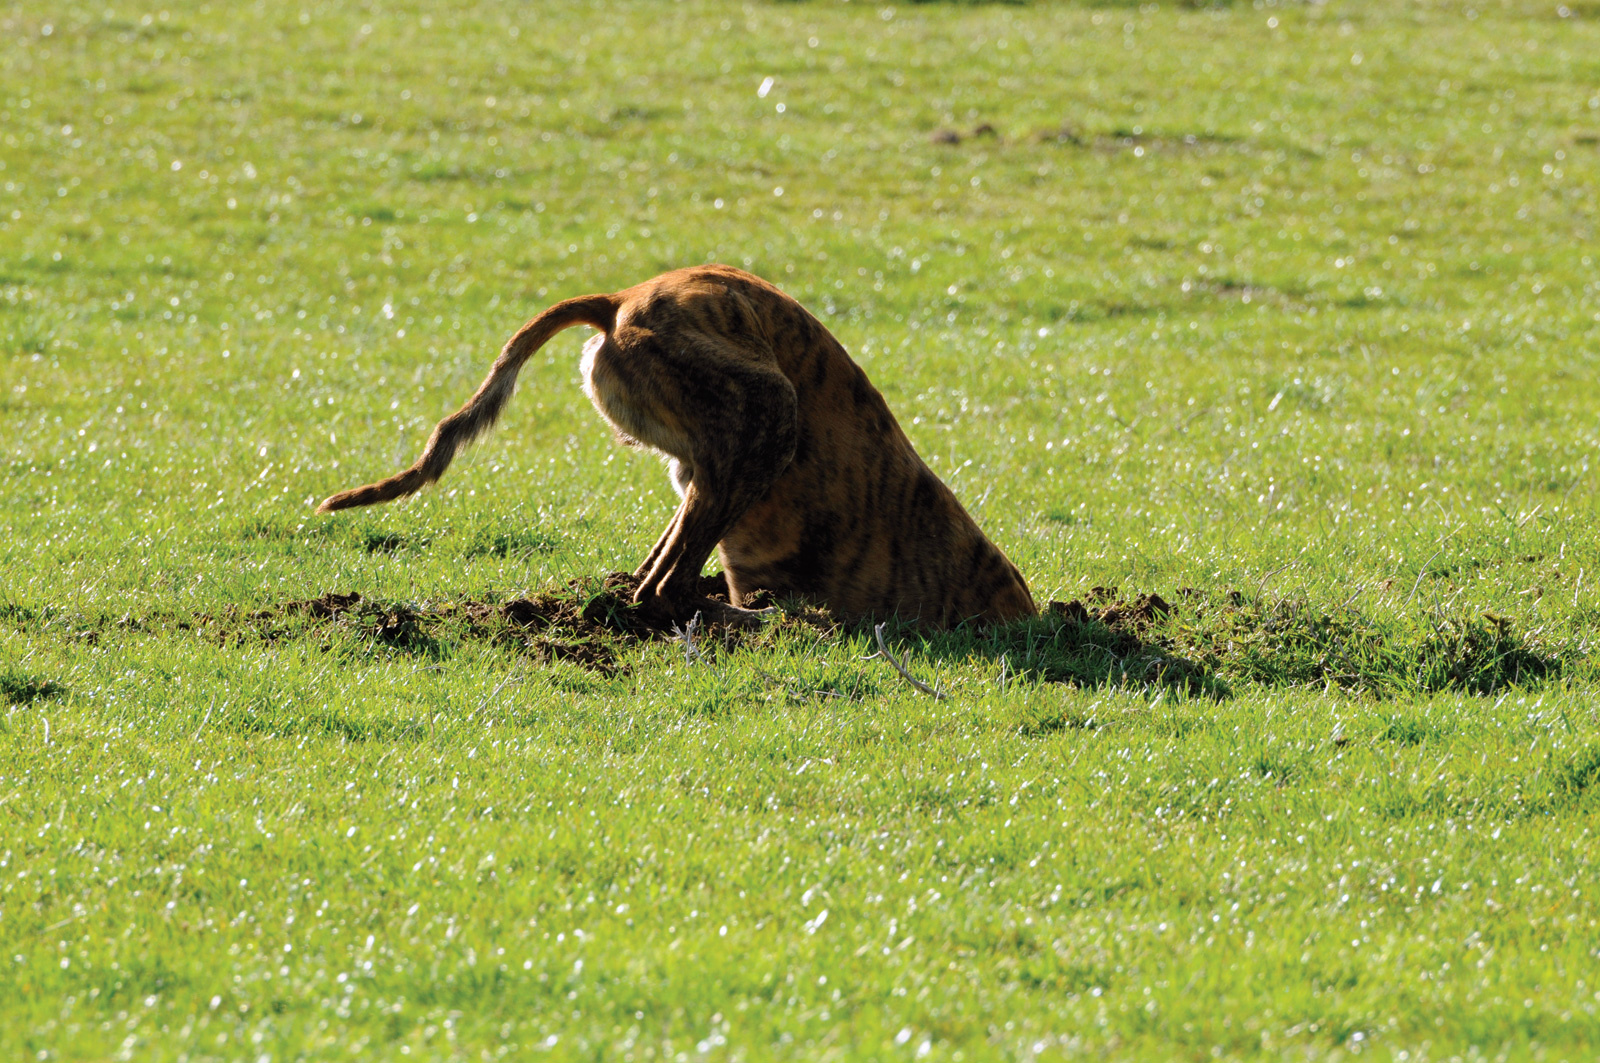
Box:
(924, 588, 1225, 698)
(1, 571, 1567, 701)
(0, 666, 67, 706)
(845, 583, 1562, 701)
(1176, 592, 1560, 696)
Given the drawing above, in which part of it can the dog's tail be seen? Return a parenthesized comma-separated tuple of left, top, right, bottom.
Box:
(315, 293, 619, 513)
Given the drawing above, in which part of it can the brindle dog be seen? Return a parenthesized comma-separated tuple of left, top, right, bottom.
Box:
(317, 265, 1036, 629)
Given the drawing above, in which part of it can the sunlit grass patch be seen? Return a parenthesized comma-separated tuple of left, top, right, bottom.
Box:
(4, 0, 1600, 1059)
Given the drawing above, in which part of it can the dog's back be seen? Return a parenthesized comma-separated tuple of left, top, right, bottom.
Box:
(630, 267, 1036, 626)
(319, 265, 1035, 628)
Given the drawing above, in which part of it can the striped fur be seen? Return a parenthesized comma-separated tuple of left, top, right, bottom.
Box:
(316, 267, 1036, 629)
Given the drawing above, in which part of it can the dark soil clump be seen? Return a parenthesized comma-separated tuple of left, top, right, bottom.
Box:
(1051, 587, 1172, 633)
(18, 569, 1561, 696)
(188, 571, 827, 676)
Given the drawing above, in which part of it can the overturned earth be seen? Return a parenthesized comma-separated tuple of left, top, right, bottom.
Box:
(173, 571, 1565, 698)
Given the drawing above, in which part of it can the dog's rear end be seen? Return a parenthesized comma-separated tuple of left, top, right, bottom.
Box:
(316, 266, 1035, 628)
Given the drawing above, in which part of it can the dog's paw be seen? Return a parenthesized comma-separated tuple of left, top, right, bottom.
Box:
(693, 598, 774, 632)
(633, 588, 773, 633)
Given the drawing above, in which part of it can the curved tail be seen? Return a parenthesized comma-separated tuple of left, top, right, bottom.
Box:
(316, 293, 618, 513)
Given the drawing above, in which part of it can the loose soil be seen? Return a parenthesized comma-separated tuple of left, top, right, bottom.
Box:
(189, 571, 839, 678)
(1, 574, 1566, 698)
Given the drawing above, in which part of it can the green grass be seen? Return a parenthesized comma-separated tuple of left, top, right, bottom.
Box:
(4, 0, 1600, 1058)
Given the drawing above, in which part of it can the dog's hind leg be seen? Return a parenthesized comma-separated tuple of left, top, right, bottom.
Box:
(643, 390, 799, 625)
(641, 400, 797, 624)
(634, 470, 780, 627)
(633, 500, 684, 580)
(583, 324, 797, 627)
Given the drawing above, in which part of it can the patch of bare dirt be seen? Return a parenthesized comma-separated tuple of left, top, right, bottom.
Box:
(187, 571, 838, 675)
(122, 572, 1566, 695)
(929, 122, 1000, 145)
(1050, 586, 1173, 633)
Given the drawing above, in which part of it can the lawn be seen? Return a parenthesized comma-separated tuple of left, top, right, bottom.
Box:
(3, 0, 1600, 1059)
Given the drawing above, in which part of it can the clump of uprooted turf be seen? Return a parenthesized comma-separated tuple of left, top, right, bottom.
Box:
(189, 571, 836, 677)
(874, 584, 1563, 699)
(1016, 586, 1559, 698)
(173, 575, 1569, 699)
(1175, 592, 1560, 696)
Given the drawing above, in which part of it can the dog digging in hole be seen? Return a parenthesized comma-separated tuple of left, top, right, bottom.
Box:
(316, 265, 1036, 630)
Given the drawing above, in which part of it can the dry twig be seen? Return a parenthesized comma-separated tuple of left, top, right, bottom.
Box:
(472, 662, 523, 720)
(871, 623, 945, 699)
(672, 611, 703, 664)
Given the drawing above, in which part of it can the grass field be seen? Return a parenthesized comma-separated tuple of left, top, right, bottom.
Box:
(4, 0, 1600, 1058)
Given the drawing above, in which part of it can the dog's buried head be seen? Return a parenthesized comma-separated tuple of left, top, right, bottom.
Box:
(317, 266, 1036, 630)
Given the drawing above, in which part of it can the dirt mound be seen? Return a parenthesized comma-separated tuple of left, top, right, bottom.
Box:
(169, 574, 1566, 696)
(274, 592, 363, 620)
(192, 571, 821, 677)
(1049, 586, 1173, 633)
(252, 572, 731, 637)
